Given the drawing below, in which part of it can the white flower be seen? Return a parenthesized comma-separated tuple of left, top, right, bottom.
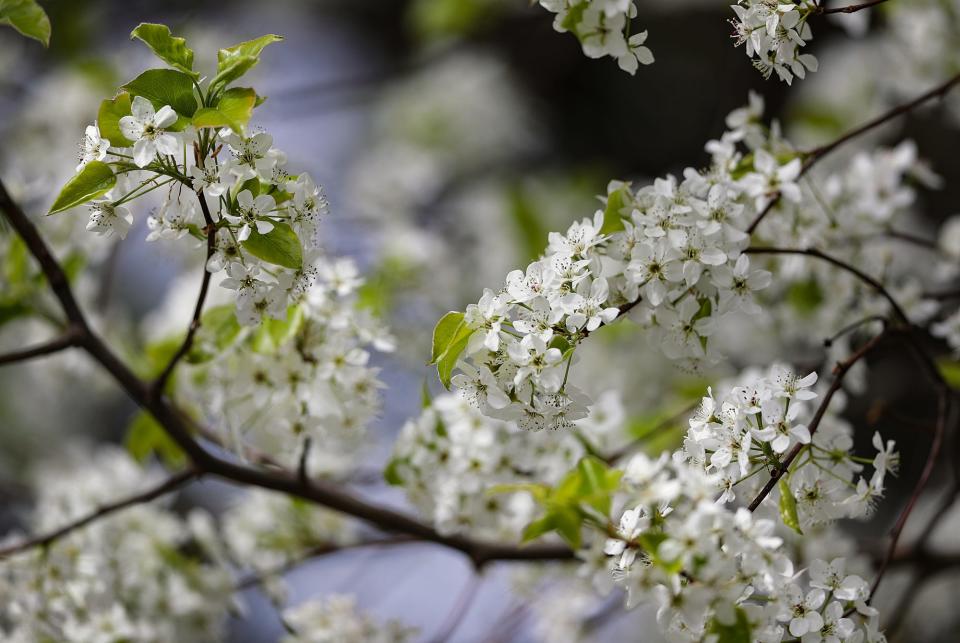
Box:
(86, 200, 133, 239)
(783, 586, 826, 637)
(225, 131, 275, 180)
(190, 158, 228, 198)
(119, 95, 180, 167)
(77, 123, 110, 170)
(451, 363, 511, 410)
(227, 190, 276, 241)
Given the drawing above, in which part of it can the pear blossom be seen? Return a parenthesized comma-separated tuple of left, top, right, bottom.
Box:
(119, 95, 180, 167)
(76, 123, 110, 170)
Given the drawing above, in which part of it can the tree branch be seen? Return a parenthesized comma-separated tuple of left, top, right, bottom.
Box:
(153, 190, 216, 393)
(0, 467, 199, 559)
(0, 178, 576, 568)
(818, 0, 889, 15)
(744, 246, 910, 323)
(0, 327, 81, 367)
(746, 72, 960, 234)
(747, 331, 887, 511)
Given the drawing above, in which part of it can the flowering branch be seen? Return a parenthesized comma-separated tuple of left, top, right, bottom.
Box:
(0, 467, 199, 560)
(746, 72, 960, 234)
(153, 189, 216, 393)
(0, 178, 577, 568)
(746, 331, 888, 511)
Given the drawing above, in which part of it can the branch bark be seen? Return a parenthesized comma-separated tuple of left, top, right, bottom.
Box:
(0, 328, 81, 367)
(0, 179, 575, 568)
(0, 467, 199, 559)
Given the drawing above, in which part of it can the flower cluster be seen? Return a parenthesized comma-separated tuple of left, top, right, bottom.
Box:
(171, 255, 394, 471)
(683, 365, 898, 524)
(0, 447, 234, 642)
(598, 453, 883, 642)
(63, 34, 330, 329)
(449, 96, 801, 429)
(538, 0, 654, 74)
(730, 1, 820, 83)
(280, 595, 415, 643)
(387, 391, 624, 539)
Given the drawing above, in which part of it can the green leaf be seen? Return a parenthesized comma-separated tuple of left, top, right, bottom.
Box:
(121, 68, 198, 118)
(252, 305, 304, 353)
(130, 23, 197, 77)
(431, 312, 465, 364)
(48, 161, 116, 215)
(506, 185, 548, 261)
(488, 482, 550, 503)
(778, 478, 803, 535)
(383, 458, 405, 486)
(560, 1, 588, 34)
(0, 0, 50, 46)
(936, 359, 960, 389)
(429, 311, 474, 390)
(186, 304, 242, 363)
(437, 331, 471, 390)
(192, 87, 257, 133)
(786, 278, 824, 316)
(242, 222, 302, 270)
(125, 410, 185, 468)
(601, 181, 630, 235)
(212, 34, 282, 90)
(708, 607, 753, 643)
(97, 92, 134, 147)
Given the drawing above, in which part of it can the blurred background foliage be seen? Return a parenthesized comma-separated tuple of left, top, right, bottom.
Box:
(1, 0, 959, 640)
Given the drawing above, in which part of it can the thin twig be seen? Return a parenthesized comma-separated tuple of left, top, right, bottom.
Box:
(747, 331, 887, 511)
(746, 72, 960, 234)
(745, 246, 909, 323)
(0, 468, 199, 559)
(818, 0, 889, 15)
(153, 190, 216, 393)
(0, 328, 80, 367)
(0, 177, 575, 568)
(869, 390, 950, 597)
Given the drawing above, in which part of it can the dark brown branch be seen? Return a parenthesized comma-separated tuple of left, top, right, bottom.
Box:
(153, 190, 216, 393)
(0, 328, 81, 367)
(747, 331, 887, 511)
(0, 467, 199, 559)
(0, 179, 575, 568)
(744, 246, 909, 323)
(869, 386, 951, 597)
(746, 72, 960, 234)
(818, 0, 889, 14)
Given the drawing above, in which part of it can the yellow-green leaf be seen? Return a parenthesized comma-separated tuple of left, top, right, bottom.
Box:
(0, 0, 50, 46)
(48, 161, 115, 215)
(212, 34, 282, 90)
(125, 410, 185, 468)
(130, 23, 197, 78)
(192, 87, 257, 132)
(778, 478, 803, 535)
(97, 92, 134, 147)
(241, 222, 302, 270)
